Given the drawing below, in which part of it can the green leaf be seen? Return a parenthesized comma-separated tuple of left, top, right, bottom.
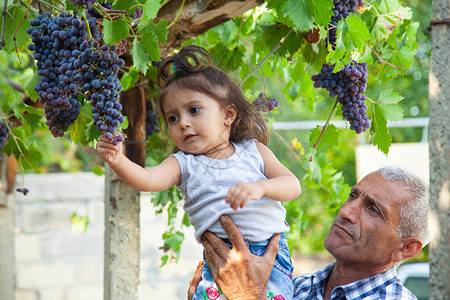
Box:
(102, 18, 130, 45)
(113, 0, 139, 10)
(143, 0, 162, 20)
(20, 69, 40, 101)
(310, 0, 334, 27)
(92, 165, 104, 176)
(131, 38, 153, 74)
(370, 13, 402, 42)
(138, 19, 169, 44)
(375, 89, 404, 121)
(309, 123, 339, 151)
(336, 14, 370, 51)
(120, 67, 140, 91)
(140, 31, 161, 61)
(69, 102, 95, 146)
(370, 110, 391, 155)
(2, 3, 29, 53)
(267, 0, 314, 31)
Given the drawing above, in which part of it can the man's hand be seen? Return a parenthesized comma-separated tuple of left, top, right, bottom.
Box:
(187, 261, 204, 300)
(201, 215, 280, 300)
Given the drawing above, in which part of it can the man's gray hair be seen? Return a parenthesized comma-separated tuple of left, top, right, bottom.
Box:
(378, 165, 430, 246)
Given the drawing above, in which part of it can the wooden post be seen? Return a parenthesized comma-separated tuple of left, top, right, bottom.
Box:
(104, 81, 146, 300)
(429, 1, 450, 299)
(0, 155, 17, 300)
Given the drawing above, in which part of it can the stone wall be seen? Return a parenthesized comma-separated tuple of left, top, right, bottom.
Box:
(14, 172, 203, 300)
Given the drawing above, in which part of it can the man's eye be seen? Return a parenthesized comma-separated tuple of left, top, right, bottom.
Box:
(190, 107, 200, 114)
(168, 115, 178, 123)
(369, 206, 380, 215)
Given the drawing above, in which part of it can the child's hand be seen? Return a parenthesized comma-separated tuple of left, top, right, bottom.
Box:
(226, 182, 265, 211)
(96, 134, 123, 166)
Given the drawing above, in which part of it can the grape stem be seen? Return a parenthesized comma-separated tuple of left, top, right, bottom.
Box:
(239, 28, 293, 86)
(81, 13, 94, 41)
(0, 0, 8, 50)
(371, 47, 407, 70)
(309, 98, 339, 162)
(270, 127, 301, 161)
(13, 0, 36, 64)
(167, 0, 186, 29)
(0, 109, 32, 167)
(365, 95, 376, 104)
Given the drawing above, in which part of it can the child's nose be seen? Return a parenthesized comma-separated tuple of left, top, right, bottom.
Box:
(179, 116, 191, 128)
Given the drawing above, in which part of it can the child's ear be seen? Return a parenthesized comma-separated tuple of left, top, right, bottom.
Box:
(224, 104, 237, 125)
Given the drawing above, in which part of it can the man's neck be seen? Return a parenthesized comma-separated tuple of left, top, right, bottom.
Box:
(323, 261, 392, 300)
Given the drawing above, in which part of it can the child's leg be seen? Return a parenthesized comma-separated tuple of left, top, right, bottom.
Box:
(193, 234, 294, 300)
(264, 233, 294, 300)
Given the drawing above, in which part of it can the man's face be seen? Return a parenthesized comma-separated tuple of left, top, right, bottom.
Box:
(324, 172, 413, 269)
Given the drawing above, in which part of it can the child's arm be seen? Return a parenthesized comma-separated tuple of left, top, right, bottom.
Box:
(226, 141, 301, 210)
(97, 135, 181, 192)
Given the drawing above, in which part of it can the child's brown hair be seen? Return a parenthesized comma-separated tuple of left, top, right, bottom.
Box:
(155, 45, 269, 145)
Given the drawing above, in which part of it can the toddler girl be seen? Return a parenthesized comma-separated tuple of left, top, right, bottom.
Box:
(97, 45, 301, 300)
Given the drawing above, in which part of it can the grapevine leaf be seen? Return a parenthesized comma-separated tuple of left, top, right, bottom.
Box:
(267, 0, 314, 31)
(21, 112, 43, 136)
(113, 0, 138, 10)
(120, 67, 140, 91)
(20, 69, 40, 101)
(336, 14, 370, 51)
(375, 89, 404, 121)
(2, 3, 29, 53)
(153, 20, 169, 43)
(239, 63, 257, 91)
(131, 38, 152, 74)
(3, 127, 42, 170)
(92, 166, 104, 176)
(140, 31, 161, 61)
(310, 0, 334, 27)
(309, 124, 339, 152)
(137, 19, 169, 44)
(369, 100, 391, 155)
(69, 102, 94, 146)
(102, 18, 130, 45)
(143, 0, 162, 20)
(65, 0, 78, 11)
(370, 13, 402, 42)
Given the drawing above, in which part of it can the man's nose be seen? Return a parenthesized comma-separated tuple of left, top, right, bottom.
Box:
(338, 199, 359, 224)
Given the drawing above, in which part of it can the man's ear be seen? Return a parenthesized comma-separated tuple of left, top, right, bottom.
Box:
(224, 104, 237, 125)
(392, 237, 423, 263)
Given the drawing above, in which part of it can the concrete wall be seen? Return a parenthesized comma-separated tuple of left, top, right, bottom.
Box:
(14, 172, 203, 300)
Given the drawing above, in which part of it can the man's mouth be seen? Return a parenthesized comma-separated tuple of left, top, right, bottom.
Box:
(334, 223, 353, 239)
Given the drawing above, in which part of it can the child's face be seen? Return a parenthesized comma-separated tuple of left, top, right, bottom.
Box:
(162, 89, 234, 158)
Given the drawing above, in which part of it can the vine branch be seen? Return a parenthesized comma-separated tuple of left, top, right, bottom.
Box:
(371, 47, 407, 70)
(240, 28, 293, 86)
(309, 98, 339, 162)
(0, 0, 8, 50)
(0, 109, 32, 167)
(167, 0, 185, 29)
(270, 127, 301, 162)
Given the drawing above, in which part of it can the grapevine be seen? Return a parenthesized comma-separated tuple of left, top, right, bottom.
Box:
(252, 93, 279, 112)
(327, 0, 364, 48)
(312, 61, 370, 134)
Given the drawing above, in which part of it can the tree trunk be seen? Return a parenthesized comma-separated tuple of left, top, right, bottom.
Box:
(428, 1, 450, 299)
(0, 155, 17, 300)
(104, 82, 146, 300)
(157, 0, 263, 56)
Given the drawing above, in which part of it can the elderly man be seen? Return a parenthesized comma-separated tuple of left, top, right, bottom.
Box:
(189, 165, 429, 299)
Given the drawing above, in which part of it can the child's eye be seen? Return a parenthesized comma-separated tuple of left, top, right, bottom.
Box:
(190, 107, 200, 114)
(167, 115, 179, 123)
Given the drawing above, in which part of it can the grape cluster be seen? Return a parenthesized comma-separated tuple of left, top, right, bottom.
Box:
(328, 0, 364, 48)
(70, 0, 97, 10)
(146, 100, 160, 139)
(72, 40, 125, 145)
(311, 61, 371, 134)
(16, 188, 30, 196)
(129, 7, 143, 20)
(0, 121, 10, 152)
(27, 13, 100, 137)
(252, 93, 279, 112)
